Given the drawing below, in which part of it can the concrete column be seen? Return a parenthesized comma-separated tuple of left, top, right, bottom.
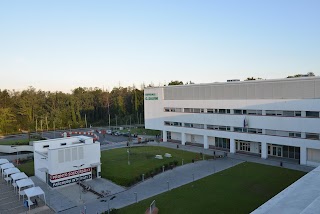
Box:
(163, 131, 167, 142)
(301, 111, 306, 117)
(230, 138, 235, 153)
(204, 135, 209, 149)
(230, 126, 234, 132)
(300, 146, 307, 165)
(230, 109, 234, 114)
(262, 129, 266, 135)
(262, 110, 266, 116)
(261, 142, 267, 159)
(181, 132, 186, 145)
(301, 132, 306, 139)
(97, 165, 101, 178)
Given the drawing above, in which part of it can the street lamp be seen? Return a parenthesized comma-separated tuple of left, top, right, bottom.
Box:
(100, 195, 116, 214)
(13, 147, 19, 165)
(40, 158, 50, 205)
(127, 149, 130, 165)
(73, 164, 84, 202)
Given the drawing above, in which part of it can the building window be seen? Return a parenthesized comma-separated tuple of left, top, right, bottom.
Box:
(234, 109, 243, 115)
(43, 145, 49, 148)
(207, 109, 214, 113)
(306, 111, 319, 118)
(184, 108, 192, 113)
(306, 133, 319, 140)
(164, 108, 170, 112)
(60, 143, 66, 146)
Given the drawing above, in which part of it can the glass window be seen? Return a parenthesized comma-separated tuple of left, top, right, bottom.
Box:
(207, 109, 214, 113)
(219, 109, 226, 114)
(234, 109, 242, 114)
(184, 108, 192, 113)
(306, 133, 319, 140)
(283, 111, 294, 117)
(306, 111, 319, 118)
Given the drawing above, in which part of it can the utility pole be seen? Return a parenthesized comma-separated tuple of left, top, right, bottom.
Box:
(35, 119, 38, 133)
(84, 114, 87, 128)
(40, 119, 43, 137)
(46, 116, 49, 131)
(53, 121, 56, 138)
(116, 115, 118, 128)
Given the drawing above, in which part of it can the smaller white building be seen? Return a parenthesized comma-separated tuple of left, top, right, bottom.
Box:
(33, 136, 101, 188)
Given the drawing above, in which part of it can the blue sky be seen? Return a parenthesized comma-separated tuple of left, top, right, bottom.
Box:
(0, 0, 319, 92)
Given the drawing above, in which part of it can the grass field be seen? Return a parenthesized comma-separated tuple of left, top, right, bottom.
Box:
(0, 138, 30, 145)
(101, 146, 209, 186)
(119, 128, 160, 136)
(17, 160, 34, 176)
(113, 162, 306, 214)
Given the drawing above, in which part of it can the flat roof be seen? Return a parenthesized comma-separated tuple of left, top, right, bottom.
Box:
(252, 166, 320, 214)
(145, 76, 320, 89)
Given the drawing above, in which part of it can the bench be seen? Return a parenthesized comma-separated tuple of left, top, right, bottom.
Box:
(155, 155, 163, 159)
(164, 153, 172, 158)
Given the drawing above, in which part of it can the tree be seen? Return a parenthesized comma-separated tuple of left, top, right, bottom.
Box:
(287, 72, 315, 78)
(245, 77, 263, 81)
(168, 80, 183, 85)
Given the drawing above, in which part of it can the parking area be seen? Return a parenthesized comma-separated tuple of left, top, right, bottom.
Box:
(0, 176, 53, 214)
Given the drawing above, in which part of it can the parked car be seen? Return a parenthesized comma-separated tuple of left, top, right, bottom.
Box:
(114, 131, 121, 136)
(122, 132, 130, 137)
(106, 130, 112, 135)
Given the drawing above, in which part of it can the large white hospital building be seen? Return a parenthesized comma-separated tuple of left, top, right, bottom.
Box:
(144, 77, 320, 167)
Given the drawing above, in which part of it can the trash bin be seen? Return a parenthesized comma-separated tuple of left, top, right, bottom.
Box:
(192, 159, 194, 163)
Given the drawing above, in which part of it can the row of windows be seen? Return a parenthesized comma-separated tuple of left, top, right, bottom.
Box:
(164, 121, 320, 140)
(164, 107, 320, 118)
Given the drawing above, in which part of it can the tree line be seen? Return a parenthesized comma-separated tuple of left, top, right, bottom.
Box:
(0, 86, 144, 135)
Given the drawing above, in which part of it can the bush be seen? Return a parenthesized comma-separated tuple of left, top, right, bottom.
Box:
(173, 160, 178, 166)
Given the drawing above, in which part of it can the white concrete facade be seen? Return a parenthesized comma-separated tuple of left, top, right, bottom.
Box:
(33, 136, 101, 188)
(144, 77, 320, 167)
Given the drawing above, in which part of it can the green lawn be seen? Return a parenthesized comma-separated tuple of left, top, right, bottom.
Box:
(17, 160, 34, 176)
(101, 146, 209, 186)
(0, 138, 30, 145)
(119, 128, 160, 136)
(114, 162, 306, 214)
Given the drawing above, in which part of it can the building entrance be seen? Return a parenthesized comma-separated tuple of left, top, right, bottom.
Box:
(268, 145, 282, 157)
(92, 167, 97, 179)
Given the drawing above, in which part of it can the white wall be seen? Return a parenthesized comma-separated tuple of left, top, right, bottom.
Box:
(145, 87, 320, 166)
(34, 136, 101, 187)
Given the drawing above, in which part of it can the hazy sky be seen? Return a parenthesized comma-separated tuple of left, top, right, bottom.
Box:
(1, 0, 319, 92)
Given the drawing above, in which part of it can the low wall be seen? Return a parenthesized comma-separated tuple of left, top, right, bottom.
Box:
(0, 145, 33, 154)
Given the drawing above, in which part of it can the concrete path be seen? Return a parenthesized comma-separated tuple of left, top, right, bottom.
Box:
(59, 158, 243, 214)
(147, 141, 315, 172)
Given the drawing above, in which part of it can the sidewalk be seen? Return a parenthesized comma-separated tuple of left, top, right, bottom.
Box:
(59, 158, 242, 214)
(147, 141, 314, 173)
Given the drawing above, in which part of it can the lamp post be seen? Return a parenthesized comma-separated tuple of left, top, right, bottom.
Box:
(100, 195, 116, 214)
(127, 149, 130, 165)
(40, 158, 50, 205)
(73, 164, 84, 202)
(13, 147, 19, 165)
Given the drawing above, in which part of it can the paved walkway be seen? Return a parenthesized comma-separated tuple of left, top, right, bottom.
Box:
(147, 141, 314, 172)
(59, 158, 242, 214)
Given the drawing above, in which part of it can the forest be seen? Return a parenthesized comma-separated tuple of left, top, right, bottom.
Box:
(0, 86, 144, 135)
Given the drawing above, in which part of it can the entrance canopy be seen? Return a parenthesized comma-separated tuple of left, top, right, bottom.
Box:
(1, 163, 14, 174)
(24, 186, 46, 211)
(16, 178, 34, 193)
(3, 167, 20, 177)
(0, 159, 9, 165)
(11, 172, 28, 183)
